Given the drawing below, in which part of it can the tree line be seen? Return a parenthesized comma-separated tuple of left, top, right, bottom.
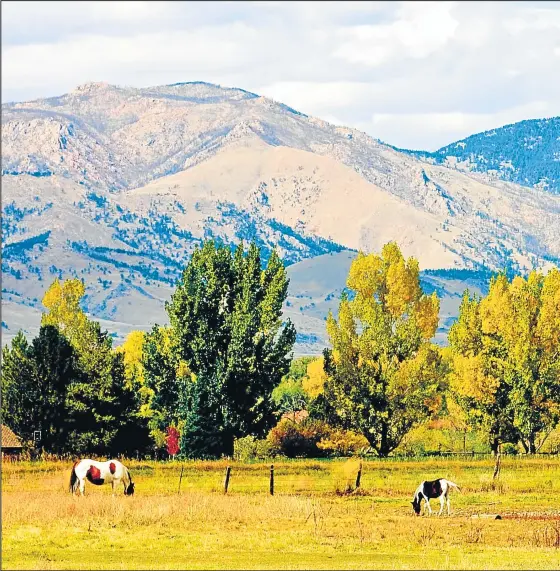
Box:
(2, 240, 559, 459)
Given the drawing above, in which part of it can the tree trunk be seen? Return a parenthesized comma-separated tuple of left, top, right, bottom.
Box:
(378, 422, 391, 458)
(527, 433, 536, 455)
(221, 431, 235, 459)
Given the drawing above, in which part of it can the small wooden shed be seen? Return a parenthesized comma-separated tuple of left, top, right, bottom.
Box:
(1, 424, 24, 458)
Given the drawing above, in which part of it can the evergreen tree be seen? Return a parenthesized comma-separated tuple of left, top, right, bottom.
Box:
(41, 278, 146, 455)
(31, 325, 81, 453)
(63, 322, 124, 454)
(1, 326, 81, 454)
(1, 332, 40, 444)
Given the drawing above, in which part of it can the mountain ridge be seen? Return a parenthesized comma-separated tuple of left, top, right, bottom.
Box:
(391, 116, 560, 194)
(2, 81, 560, 353)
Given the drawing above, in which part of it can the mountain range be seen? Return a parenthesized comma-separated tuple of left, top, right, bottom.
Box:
(2, 81, 560, 354)
(395, 117, 560, 194)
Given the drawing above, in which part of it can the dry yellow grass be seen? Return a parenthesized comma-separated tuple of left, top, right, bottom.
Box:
(2, 457, 560, 569)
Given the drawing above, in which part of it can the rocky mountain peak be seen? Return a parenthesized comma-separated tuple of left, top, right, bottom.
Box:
(2, 81, 559, 352)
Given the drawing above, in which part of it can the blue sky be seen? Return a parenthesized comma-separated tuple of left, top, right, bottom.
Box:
(2, 0, 560, 150)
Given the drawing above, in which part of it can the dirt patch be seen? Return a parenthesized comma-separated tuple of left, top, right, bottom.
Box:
(501, 512, 560, 521)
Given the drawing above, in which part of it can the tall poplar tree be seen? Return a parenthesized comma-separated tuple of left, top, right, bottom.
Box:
(158, 240, 296, 458)
(449, 269, 560, 453)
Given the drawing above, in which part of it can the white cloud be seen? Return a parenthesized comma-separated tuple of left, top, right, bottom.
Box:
(2, 0, 560, 150)
(333, 2, 459, 66)
(370, 101, 556, 151)
(257, 81, 375, 113)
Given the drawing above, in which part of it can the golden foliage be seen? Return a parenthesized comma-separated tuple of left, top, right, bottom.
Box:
(303, 358, 326, 398)
(41, 278, 90, 349)
(450, 354, 499, 405)
(323, 242, 443, 455)
(317, 430, 369, 456)
(117, 330, 146, 389)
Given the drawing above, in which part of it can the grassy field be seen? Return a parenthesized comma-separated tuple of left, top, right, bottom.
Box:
(2, 456, 560, 570)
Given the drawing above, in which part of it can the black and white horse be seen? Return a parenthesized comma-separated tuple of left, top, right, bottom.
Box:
(69, 459, 135, 496)
(411, 478, 460, 516)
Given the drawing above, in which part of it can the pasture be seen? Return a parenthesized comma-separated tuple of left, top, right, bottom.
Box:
(2, 456, 560, 570)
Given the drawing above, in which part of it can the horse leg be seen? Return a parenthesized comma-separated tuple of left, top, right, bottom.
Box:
(425, 498, 433, 516)
(438, 495, 445, 516)
(79, 479, 86, 497)
(447, 496, 451, 516)
(111, 480, 116, 497)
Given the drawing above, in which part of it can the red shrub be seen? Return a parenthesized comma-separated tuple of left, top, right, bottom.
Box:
(166, 426, 180, 457)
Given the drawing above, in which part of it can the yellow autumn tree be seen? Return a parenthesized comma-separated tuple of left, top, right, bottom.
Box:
(318, 242, 445, 457)
(115, 330, 157, 417)
(117, 330, 146, 388)
(449, 268, 560, 453)
(303, 357, 327, 399)
(41, 278, 116, 379)
(42, 279, 92, 351)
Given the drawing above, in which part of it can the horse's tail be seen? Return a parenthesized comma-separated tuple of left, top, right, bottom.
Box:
(447, 480, 461, 492)
(69, 461, 79, 494)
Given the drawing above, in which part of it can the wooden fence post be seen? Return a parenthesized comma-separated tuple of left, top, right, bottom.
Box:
(177, 464, 184, 495)
(270, 464, 274, 496)
(355, 462, 362, 489)
(224, 465, 231, 494)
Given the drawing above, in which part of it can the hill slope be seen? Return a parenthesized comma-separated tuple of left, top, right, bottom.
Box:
(396, 117, 560, 193)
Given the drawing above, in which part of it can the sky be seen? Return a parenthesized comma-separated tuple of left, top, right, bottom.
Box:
(2, 0, 560, 150)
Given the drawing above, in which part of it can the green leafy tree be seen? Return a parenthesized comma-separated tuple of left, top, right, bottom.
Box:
(272, 377, 308, 416)
(158, 240, 296, 458)
(271, 357, 317, 416)
(319, 242, 445, 457)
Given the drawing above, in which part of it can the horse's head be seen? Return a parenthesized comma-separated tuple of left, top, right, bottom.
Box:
(125, 481, 135, 496)
(411, 496, 421, 516)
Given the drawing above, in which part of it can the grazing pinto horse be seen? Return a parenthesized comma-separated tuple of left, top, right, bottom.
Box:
(412, 478, 460, 516)
(70, 459, 135, 497)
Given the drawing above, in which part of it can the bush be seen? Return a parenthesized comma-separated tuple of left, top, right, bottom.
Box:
(234, 436, 273, 462)
(502, 443, 519, 456)
(317, 428, 369, 457)
(267, 418, 368, 458)
(267, 418, 332, 458)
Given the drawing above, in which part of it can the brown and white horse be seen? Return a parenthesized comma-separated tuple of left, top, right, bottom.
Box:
(69, 459, 135, 496)
(412, 478, 460, 516)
